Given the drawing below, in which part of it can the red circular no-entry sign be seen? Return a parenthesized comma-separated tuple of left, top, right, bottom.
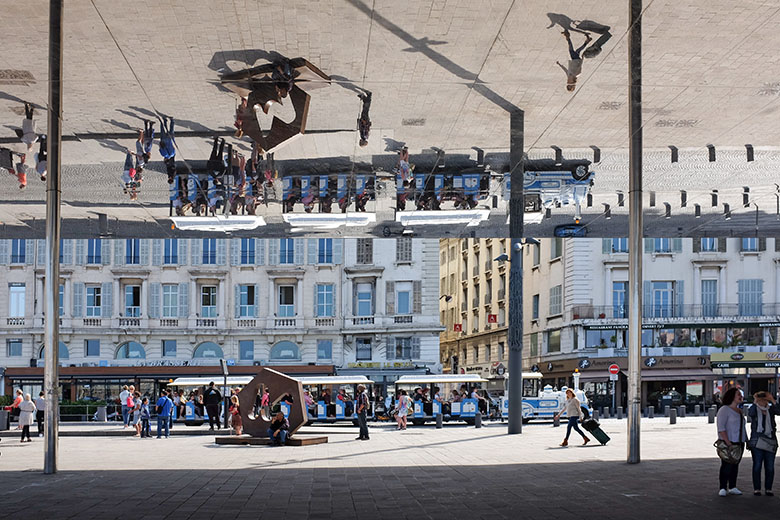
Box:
(608, 364, 620, 375)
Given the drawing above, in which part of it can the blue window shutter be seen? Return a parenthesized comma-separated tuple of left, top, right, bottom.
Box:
(269, 239, 279, 265)
(101, 282, 113, 318)
(411, 337, 421, 359)
(62, 239, 73, 264)
(191, 239, 201, 266)
(254, 284, 260, 318)
(177, 239, 187, 266)
(36, 240, 45, 265)
(294, 239, 304, 265)
(334, 239, 343, 264)
(217, 239, 227, 265)
(152, 239, 162, 266)
(0, 240, 8, 265)
(72, 282, 84, 317)
(308, 238, 317, 264)
(386, 339, 395, 360)
(234, 285, 241, 318)
(149, 283, 161, 318)
(140, 239, 150, 265)
(255, 239, 265, 265)
(643, 281, 651, 318)
(178, 282, 189, 317)
(672, 238, 683, 253)
(114, 239, 124, 265)
(675, 280, 684, 317)
(25, 239, 34, 265)
(75, 239, 85, 265)
(101, 239, 111, 265)
(643, 238, 653, 253)
(413, 280, 422, 314)
(386, 282, 395, 315)
(602, 239, 611, 254)
(230, 239, 240, 266)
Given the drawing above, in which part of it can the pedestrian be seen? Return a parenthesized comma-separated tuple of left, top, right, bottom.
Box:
(203, 382, 222, 431)
(230, 395, 243, 436)
(155, 389, 174, 439)
(555, 388, 590, 447)
(717, 387, 748, 496)
(119, 385, 130, 427)
(267, 411, 289, 446)
(34, 391, 45, 437)
(556, 30, 592, 92)
(357, 91, 372, 147)
(260, 387, 270, 419)
(158, 115, 176, 183)
(140, 397, 151, 438)
(18, 394, 36, 443)
(748, 391, 779, 496)
(355, 384, 370, 440)
(132, 391, 142, 437)
(11, 150, 29, 189)
(121, 150, 138, 195)
(395, 389, 411, 430)
(19, 102, 38, 151)
(136, 120, 154, 168)
(35, 135, 47, 182)
(8, 389, 23, 428)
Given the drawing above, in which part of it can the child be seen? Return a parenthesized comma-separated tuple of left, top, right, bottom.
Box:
(140, 397, 151, 438)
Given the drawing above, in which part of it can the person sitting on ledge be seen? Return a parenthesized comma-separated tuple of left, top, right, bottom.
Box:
(267, 411, 289, 446)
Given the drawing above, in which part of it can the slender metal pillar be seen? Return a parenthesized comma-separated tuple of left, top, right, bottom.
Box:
(508, 110, 524, 434)
(44, 0, 64, 475)
(627, 0, 643, 464)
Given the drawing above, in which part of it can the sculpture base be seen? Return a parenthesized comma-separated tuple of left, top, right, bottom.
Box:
(215, 435, 328, 447)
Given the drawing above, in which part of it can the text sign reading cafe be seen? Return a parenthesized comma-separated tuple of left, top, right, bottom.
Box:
(710, 352, 780, 369)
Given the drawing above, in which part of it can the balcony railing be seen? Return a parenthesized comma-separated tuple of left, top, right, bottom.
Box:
(6, 317, 24, 326)
(394, 315, 413, 324)
(160, 319, 179, 327)
(118, 317, 140, 327)
(196, 318, 217, 328)
(274, 318, 296, 327)
(83, 318, 101, 327)
(236, 319, 257, 328)
(351, 316, 375, 326)
(315, 317, 336, 327)
(571, 303, 780, 320)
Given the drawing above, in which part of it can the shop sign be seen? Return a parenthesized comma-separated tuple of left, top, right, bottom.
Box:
(454, 324, 463, 332)
(346, 361, 416, 369)
(710, 351, 780, 368)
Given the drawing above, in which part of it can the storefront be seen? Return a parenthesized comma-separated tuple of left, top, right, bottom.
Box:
(710, 352, 780, 400)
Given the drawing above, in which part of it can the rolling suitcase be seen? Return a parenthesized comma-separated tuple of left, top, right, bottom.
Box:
(581, 418, 610, 445)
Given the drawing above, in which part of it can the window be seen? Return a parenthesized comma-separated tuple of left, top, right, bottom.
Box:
(550, 238, 563, 260)
(124, 285, 140, 317)
(395, 337, 412, 359)
(585, 329, 617, 348)
(239, 285, 255, 317)
(651, 281, 674, 318)
(85, 339, 100, 357)
(741, 238, 758, 252)
(611, 238, 628, 253)
(738, 279, 763, 316)
(316, 284, 334, 317)
(498, 342, 505, 360)
(87, 239, 102, 264)
(317, 238, 333, 264)
(162, 339, 177, 357)
(202, 238, 217, 264)
(86, 286, 102, 317)
(317, 340, 332, 360)
(473, 346, 479, 363)
(240, 238, 254, 264)
(9, 283, 25, 317)
(653, 238, 671, 253)
(396, 237, 412, 263)
(529, 333, 538, 357)
(193, 342, 223, 359)
(270, 341, 300, 360)
(278, 285, 295, 317)
(58, 284, 64, 317)
(239, 340, 254, 360)
(163, 239, 178, 264)
(547, 329, 561, 353)
(280, 239, 294, 264)
(116, 341, 146, 359)
(701, 280, 718, 317)
(10, 239, 26, 264)
(613, 282, 628, 318)
(162, 285, 178, 318)
(356, 283, 373, 316)
(200, 286, 217, 318)
(532, 243, 540, 266)
(125, 239, 140, 264)
(549, 285, 562, 316)
(441, 251, 447, 265)
(7, 339, 22, 357)
(484, 344, 491, 362)
(532, 294, 539, 320)
(357, 239, 373, 264)
(356, 338, 372, 360)
(700, 238, 717, 252)
(396, 281, 412, 315)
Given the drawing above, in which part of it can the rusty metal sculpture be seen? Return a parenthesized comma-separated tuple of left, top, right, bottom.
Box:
(237, 367, 307, 438)
(221, 57, 330, 155)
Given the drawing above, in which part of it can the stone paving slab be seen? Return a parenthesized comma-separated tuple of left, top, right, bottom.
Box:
(0, 418, 776, 519)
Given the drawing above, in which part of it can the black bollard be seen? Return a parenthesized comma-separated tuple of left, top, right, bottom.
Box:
(617, 407, 624, 420)
(678, 406, 686, 418)
(475, 412, 482, 428)
(694, 405, 701, 416)
(708, 407, 716, 424)
(648, 406, 654, 419)
(670, 407, 677, 425)
(436, 413, 443, 429)
(593, 409, 599, 422)
(664, 406, 670, 417)
(553, 415, 560, 427)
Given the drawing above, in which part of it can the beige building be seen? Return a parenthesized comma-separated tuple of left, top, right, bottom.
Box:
(439, 239, 509, 390)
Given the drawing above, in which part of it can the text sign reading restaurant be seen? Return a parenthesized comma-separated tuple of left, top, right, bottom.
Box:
(710, 352, 780, 369)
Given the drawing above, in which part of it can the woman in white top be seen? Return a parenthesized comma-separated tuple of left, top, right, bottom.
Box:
(395, 390, 411, 431)
(18, 393, 36, 443)
(554, 389, 590, 447)
(716, 387, 748, 496)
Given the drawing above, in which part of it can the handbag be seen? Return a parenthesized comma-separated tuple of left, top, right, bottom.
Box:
(714, 407, 744, 464)
(754, 435, 778, 452)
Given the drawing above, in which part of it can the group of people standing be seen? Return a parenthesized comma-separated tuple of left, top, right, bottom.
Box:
(121, 116, 175, 201)
(0, 102, 48, 190)
(4, 389, 45, 442)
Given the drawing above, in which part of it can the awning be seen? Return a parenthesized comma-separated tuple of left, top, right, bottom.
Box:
(637, 369, 718, 381)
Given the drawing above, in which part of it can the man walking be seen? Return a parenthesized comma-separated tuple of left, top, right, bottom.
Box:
(203, 382, 222, 431)
(34, 391, 45, 437)
(119, 385, 130, 427)
(156, 390, 174, 439)
(355, 384, 370, 440)
(357, 91, 372, 147)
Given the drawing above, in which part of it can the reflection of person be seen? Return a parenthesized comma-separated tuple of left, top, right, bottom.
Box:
(556, 30, 591, 92)
(357, 91, 372, 147)
(555, 388, 590, 446)
(747, 391, 778, 496)
(35, 136, 47, 181)
(717, 387, 748, 496)
(573, 20, 612, 58)
(20, 102, 38, 151)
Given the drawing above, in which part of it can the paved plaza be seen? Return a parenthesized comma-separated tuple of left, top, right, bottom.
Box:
(0, 418, 776, 519)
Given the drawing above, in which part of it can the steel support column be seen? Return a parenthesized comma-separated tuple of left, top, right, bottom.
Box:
(627, 0, 643, 464)
(508, 110, 524, 434)
(44, 0, 64, 475)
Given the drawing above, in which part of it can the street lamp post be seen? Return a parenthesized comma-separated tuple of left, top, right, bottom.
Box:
(508, 110, 524, 434)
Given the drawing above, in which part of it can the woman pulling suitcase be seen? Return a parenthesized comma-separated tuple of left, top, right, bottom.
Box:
(555, 389, 590, 446)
